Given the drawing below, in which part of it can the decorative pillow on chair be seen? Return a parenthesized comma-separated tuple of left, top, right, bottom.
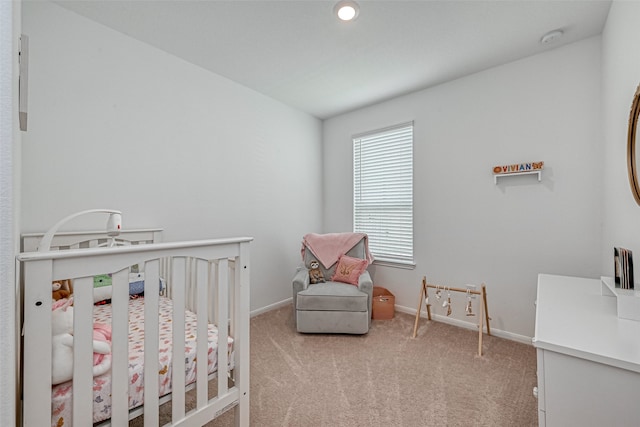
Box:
(331, 254, 368, 285)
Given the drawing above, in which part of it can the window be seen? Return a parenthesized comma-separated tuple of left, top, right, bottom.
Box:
(353, 122, 414, 266)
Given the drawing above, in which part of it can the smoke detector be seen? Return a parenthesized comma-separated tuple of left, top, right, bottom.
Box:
(540, 29, 564, 45)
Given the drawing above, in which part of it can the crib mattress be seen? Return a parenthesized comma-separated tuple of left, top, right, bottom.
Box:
(50, 296, 233, 426)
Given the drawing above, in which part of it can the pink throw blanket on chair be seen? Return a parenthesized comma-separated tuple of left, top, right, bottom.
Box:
(301, 232, 373, 269)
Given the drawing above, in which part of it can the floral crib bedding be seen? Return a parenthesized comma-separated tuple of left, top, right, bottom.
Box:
(51, 296, 234, 427)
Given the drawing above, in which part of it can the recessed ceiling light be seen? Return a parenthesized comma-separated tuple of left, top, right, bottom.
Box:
(334, 0, 359, 22)
(540, 29, 564, 45)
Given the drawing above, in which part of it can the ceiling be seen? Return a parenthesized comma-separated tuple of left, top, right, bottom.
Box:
(52, 0, 612, 119)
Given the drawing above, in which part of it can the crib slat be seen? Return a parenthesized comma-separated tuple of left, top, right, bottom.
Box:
(188, 257, 197, 314)
(22, 259, 53, 427)
(161, 256, 171, 297)
(229, 260, 236, 337)
(195, 259, 209, 408)
(143, 260, 160, 425)
(210, 260, 219, 325)
(172, 257, 187, 422)
(110, 269, 130, 425)
(234, 242, 251, 425)
(73, 276, 95, 426)
(217, 258, 229, 399)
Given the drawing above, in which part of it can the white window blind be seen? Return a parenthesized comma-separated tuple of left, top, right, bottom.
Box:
(354, 122, 414, 265)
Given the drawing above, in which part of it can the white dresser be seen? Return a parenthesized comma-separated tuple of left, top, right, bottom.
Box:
(533, 274, 640, 427)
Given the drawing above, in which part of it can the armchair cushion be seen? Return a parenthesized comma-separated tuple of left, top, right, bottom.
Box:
(331, 254, 369, 285)
(296, 282, 368, 312)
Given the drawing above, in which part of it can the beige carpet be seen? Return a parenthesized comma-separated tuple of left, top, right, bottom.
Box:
(134, 305, 538, 426)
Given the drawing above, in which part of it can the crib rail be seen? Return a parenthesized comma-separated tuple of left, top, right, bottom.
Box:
(18, 237, 251, 427)
(21, 228, 163, 252)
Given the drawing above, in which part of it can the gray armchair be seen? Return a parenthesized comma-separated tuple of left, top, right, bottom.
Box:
(293, 236, 373, 334)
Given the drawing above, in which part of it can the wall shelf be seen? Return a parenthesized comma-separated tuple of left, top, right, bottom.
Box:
(494, 170, 541, 184)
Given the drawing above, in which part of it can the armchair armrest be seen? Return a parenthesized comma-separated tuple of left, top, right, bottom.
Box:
(292, 267, 310, 309)
(293, 267, 309, 328)
(358, 270, 373, 293)
(293, 267, 310, 291)
(358, 271, 374, 324)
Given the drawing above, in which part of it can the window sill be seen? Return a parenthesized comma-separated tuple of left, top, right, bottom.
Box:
(372, 259, 416, 270)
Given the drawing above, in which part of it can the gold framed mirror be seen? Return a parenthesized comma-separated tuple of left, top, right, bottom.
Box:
(628, 84, 640, 205)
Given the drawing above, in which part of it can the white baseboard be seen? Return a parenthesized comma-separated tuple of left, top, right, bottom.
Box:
(250, 300, 533, 345)
(394, 304, 533, 346)
(251, 297, 292, 318)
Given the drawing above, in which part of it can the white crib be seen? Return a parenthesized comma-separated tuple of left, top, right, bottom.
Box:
(18, 229, 251, 427)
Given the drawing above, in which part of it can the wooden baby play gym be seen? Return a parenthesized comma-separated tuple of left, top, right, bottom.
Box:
(412, 276, 491, 356)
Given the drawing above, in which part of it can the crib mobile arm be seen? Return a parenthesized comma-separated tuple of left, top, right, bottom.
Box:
(38, 209, 122, 252)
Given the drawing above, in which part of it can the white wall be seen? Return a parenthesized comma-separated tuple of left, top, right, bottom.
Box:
(601, 1, 640, 276)
(21, 1, 322, 312)
(1, 2, 20, 425)
(323, 37, 603, 339)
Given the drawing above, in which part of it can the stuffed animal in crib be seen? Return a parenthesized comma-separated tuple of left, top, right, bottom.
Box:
(52, 280, 72, 301)
(308, 260, 325, 284)
(51, 298, 112, 385)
